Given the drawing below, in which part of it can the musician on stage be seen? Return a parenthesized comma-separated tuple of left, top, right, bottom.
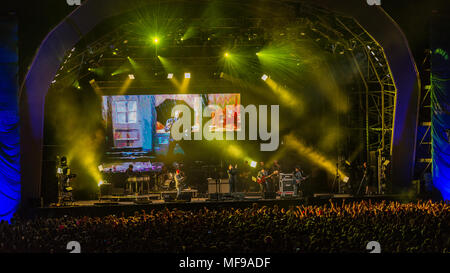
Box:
(257, 167, 269, 194)
(293, 166, 305, 197)
(227, 164, 238, 193)
(362, 162, 374, 195)
(174, 169, 185, 200)
(125, 164, 134, 193)
(270, 160, 282, 192)
(272, 160, 281, 172)
(125, 164, 134, 176)
(259, 161, 265, 169)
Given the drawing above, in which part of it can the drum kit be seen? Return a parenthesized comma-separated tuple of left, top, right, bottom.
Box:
(160, 172, 176, 191)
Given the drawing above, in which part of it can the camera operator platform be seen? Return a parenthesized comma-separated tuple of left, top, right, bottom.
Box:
(56, 156, 76, 206)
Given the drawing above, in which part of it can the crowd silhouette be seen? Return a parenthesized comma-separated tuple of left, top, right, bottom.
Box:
(0, 200, 448, 253)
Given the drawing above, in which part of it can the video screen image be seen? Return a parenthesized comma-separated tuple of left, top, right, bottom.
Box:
(102, 93, 241, 157)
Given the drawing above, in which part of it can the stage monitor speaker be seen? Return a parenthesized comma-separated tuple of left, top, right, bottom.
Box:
(232, 192, 245, 200)
(313, 193, 333, 199)
(263, 192, 277, 199)
(208, 193, 222, 201)
(162, 192, 177, 202)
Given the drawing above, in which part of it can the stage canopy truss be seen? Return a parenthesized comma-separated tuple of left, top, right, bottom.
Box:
(51, 2, 396, 163)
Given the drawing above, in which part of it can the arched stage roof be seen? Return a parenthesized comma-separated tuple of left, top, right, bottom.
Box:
(19, 0, 419, 206)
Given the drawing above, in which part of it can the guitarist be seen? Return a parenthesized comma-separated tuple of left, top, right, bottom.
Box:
(174, 169, 186, 200)
(257, 167, 270, 194)
(293, 166, 306, 197)
(257, 167, 279, 195)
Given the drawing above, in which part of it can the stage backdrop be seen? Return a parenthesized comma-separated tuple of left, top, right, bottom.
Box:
(0, 16, 20, 221)
(431, 15, 450, 200)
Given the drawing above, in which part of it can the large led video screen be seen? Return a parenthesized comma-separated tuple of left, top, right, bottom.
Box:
(102, 94, 241, 156)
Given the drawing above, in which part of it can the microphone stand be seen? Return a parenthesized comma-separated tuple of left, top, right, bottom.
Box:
(357, 170, 366, 196)
(332, 162, 341, 194)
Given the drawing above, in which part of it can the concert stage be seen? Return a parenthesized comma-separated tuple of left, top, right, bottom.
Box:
(29, 193, 417, 219)
(9, 0, 429, 225)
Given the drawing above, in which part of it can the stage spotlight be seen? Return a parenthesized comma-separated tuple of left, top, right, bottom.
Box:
(98, 180, 104, 187)
(128, 74, 135, 80)
(153, 37, 159, 44)
(224, 52, 230, 58)
(261, 74, 268, 81)
(250, 161, 257, 168)
(184, 73, 191, 79)
(167, 73, 174, 79)
(72, 80, 81, 90)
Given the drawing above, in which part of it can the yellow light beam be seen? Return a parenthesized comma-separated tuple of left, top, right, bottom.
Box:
(285, 134, 348, 181)
(265, 78, 304, 115)
(119, 77, 133, 95)
(226, 144, 254, 163)
(179, 77, 190, 93)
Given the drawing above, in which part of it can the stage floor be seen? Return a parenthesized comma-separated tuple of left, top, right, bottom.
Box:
(71, 196, 261, 207)
(26, 193, 416, 219)
(52, 191, 268, 208)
